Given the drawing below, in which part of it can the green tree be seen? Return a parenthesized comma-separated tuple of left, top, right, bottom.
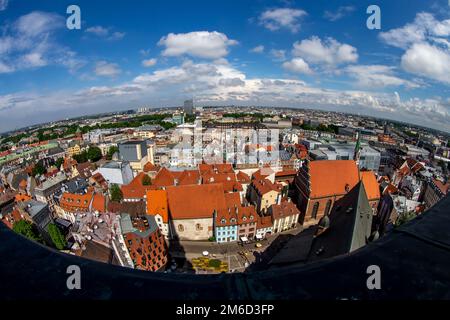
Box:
(32, 161, 46, 176)
(142, 174, 152, 186)
(106, 146, 119, 160)
(73, 151, 88, 163)
(110, 184, 123, 202)
(12, 220, 42, 242)
(395, 211, 417, 227)
(87, 146, 102, 162)
(48, 223, 67, 250)
(55, 157, 64, 169)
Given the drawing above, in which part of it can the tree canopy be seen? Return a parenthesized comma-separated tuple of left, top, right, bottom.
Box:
(142, 175, 152, 186)
(87, 146, 102, 162)
(32, 161, 46, 177)
(106, 146, 119, 160)
(12, 220, 42, 242)
(48, 223, 67, 250)
(110, 184, 123, 202)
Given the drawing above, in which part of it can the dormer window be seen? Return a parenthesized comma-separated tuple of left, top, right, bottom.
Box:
(243, 216, 247, 221)
(221, 218, 226, 224)
(230, 218, 236, 223)
(250, 215, 254, 220)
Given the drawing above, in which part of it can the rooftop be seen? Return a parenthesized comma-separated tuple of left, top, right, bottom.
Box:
(1, 194, 449, 299)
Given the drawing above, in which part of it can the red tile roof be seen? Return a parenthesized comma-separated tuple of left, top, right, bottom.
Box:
(252, 178, 282, 195)
(91, 193, 106, 213)
(275, 169, 297, 177)
(121, 173, 154, 200)
(224, 192, 241, 209)
(166, 183, 226, 220)
(146, 190, 169, 223)
(178, 170, 200, 186)
(237, 206, 257, 225)
(215, 208, 238, 227)
(152, 167, 176, 187)
(19, 179, 27, 189)
(360, 171, 381, 201)
(15, 193, 31, 202)
(143, 162, 159, 173)
(236, 171, 251, 184)
(271, 201, 300, 220)
(60, 192, 93, 211)
(383, 183, 398, 195)
(308, 160, 360, 198)
(257, 215, 273, 229)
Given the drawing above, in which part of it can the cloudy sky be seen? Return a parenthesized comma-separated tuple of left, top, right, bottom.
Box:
(0, 0, 450, 132)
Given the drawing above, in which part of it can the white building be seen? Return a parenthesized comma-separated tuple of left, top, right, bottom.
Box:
(95, 161, 133, 185)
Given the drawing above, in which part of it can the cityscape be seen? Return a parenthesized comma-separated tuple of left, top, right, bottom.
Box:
(0, 0, 449, 305)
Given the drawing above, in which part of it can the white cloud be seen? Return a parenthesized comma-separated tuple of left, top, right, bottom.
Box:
(0, 0, 8, 11)
(250, 45, 264, 53)
(292, 36, 358, 67)
(270, 49, 287, 61)
(14, 11, 63, 37)
(85, 26, 109, 37)
(21, 52, 47, 68)
(110, 32, 125, 40)
(282, 58, 312, 74)
(0, 11, 84, 74)
(85, 26, 126, 40)
(94, 61, 121, 77)
(401, 43, 450, 84)
(142, 58, 157, 67)
(219, 78, 246, 87)
(259, 8, 307, 33)
(380, 12, 450, 85)
(158, 31, 237, 59)
(324, 6, 355, 22)
(380, 13, 450, 49)
(2, 60, 448, 133)
(345, 65, 420, 88)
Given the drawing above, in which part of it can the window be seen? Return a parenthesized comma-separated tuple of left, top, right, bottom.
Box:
(312, 202, 319, 219)
(324, 199, 332, 216)
(178, 224, 184, 232)
(195, 223, 202, 231)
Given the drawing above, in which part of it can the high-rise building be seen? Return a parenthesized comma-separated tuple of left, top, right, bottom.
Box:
(183, 99, 194, 115)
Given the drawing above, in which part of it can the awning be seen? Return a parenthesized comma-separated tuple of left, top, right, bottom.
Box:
(240, 237, 248, 242)
(255, 234, 263, 240)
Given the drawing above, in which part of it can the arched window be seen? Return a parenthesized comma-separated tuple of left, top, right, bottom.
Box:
(178, 224, 184, 232)
(324, 199, 332, 216)
(312, 202, 319, 219)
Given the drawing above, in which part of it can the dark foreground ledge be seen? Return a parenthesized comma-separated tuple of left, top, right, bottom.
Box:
(1, 195, 449, 300)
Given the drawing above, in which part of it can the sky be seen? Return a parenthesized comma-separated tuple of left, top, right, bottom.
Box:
(0, 0, 450, 133)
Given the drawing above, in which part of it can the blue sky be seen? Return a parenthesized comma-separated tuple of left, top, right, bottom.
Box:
(0, 0, 450, 132)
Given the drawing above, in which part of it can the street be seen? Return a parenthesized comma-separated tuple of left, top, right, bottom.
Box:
(167, 226, 303, 273)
